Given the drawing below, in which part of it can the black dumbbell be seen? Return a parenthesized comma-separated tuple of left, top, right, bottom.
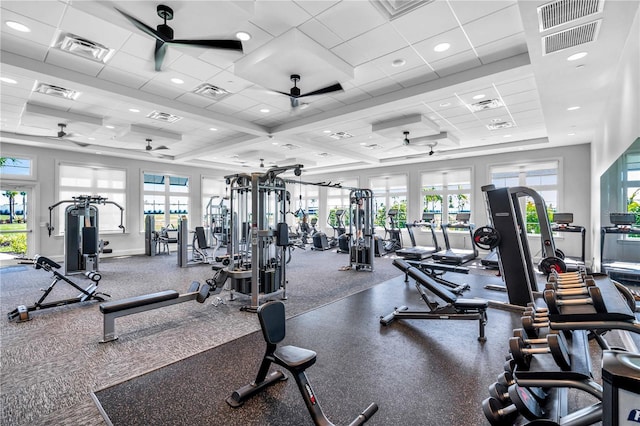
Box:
(483, 385, 546, 426)
(546, 276, 595, 291)
(496, 372, 549, 402)
(543, 286, 607, 315)
(482, 397, 519, 425)
(489, 381, 549, 406)
(521, 315, 550, 338)
(509, 384, 547, 421)
(509, 333, 571, 370)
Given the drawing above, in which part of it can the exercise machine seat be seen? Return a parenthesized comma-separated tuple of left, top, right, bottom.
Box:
(275, 345, 317, 371)
(455, 298, 489, 309)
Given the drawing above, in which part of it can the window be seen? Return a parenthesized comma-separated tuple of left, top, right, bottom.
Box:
(327, 178, 358, 231)
(370, 175, 407, 229)
(0, 157, 33, 177)
(490, 161, 559, 233)
(421, 168, 471, 228)
(623, 151, 640, 227)
(143, 172, 189, 230)
(58, 163, 126, 233)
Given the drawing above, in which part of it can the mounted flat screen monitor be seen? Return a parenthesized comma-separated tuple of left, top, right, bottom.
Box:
(553, 213, 574, 224)
(610, 212, 637, 225)
(422, 212, 434, 221)
(455, 213, 470, 222)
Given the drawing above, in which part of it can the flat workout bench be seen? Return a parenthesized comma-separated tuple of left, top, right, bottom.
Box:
(380, 258, 488, 341)
(99, 282, 211, 342)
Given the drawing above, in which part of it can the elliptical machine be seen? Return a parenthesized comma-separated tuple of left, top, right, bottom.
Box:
(382, 208, 403, 253)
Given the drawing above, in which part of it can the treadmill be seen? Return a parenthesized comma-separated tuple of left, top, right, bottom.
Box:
(550, 212, 587, 272)
(395, 212, 440, 260)
(601, 212, 640, 286)
(431, 212, 478, 265)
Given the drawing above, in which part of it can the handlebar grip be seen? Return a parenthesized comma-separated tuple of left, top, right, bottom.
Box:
(348, 403, 378, 426)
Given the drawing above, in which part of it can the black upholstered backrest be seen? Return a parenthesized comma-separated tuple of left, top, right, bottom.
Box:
(258, 301, 286, 345)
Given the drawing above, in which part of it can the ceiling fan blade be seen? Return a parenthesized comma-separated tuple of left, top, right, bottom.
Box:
(116, 8, 167, 42)
(155, 40, 167, 71)
(298, 83, 343, 98)
(290, 97, 299, 108)
(170, 39, 243, 52)
(152, 145, 169, 151)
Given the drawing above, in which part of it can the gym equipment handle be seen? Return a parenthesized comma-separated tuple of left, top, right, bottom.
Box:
(348, 403, 378, 426)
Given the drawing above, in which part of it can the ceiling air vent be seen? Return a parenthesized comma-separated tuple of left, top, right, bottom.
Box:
(486, 121, 514, 131)
(467, 99, 504, 112)
(57, 32, 113, 63)
(543, 20, 600, 54)
(371, 0, 435, 20)
(537, 0, 603, 32)
(34, 83, 80, 100)
(193, 83, 231, 100)
(316, 152, 331, 157)
(328, 131, 353, 140)
(146, 111, 183, 123)
(363, 144, 383, 150)
(281, 143, 300, 150)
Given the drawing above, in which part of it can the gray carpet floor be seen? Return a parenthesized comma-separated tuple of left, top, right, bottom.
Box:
(0, 247, 407, 425)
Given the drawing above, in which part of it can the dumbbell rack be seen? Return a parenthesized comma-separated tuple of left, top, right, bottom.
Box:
(482, 269, 640, 425)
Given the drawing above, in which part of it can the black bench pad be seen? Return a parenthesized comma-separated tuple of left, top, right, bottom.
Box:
(100, 290, 179, 314)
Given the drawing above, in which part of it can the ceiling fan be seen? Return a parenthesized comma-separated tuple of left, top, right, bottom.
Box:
(143, 138, 169, 152)
(13, 123, 90, 147)
(116, 4, 243, 71)
(272, 74, 343, 108)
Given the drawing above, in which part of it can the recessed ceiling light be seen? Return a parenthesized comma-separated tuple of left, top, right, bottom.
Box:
(472, 94, 486, 100)
(260, 108, 270, 113)
(105, 125, 115, 129)
(236, 31, 251, 41)
(391, 58, 406, 67)
(567, 52, 587, 61)
(568, 132, 576, 136)
(5, 21, 30, 33)
(567, 106, 581, 111)
(272, 141, 279, 145)
(360, 142, 367, 146)
(503, 134, 511, 138)
(170, 77, 184, 84)
(323, 130, 331, 133)
(434, 42, 450, 52)
(209, 127, 218, 131)
(0, 77, 17, 84)
(95, 151, 102, 155)
(129, 108, 140, 113)
(439, 102, 451, 107)
(88, 137, 95, 140)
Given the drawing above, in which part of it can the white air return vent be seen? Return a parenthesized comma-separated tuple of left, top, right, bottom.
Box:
(317, 152, 331, 157)
(147, 111, 183, 123)
(328, 131, 353, 140)
(537, 0, 603, 32)
(193, 83, 231, 100)
(34, 83, 80, 100)
(486, 121, 515, 131)
(281, 143, 300, 150)
(56, 32, 113, 63)
(543, 20, 601, 54)
(371, 0, 435, 20)
(467, 99, 504, 112)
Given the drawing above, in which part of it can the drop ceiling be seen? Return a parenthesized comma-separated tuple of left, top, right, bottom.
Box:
(0, 0, 637, 175)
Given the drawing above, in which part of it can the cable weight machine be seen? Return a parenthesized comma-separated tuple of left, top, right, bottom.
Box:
(225, 164, 303, 311)
(47, 195, 124, 275)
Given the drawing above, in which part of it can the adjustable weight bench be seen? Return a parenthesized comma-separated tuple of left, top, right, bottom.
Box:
(380, 258, 488, 341)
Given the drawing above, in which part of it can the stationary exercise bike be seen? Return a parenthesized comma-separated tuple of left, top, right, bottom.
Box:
(382, 208, 402, 253)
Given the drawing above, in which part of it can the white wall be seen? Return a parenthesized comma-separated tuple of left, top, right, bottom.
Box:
(591, 9, 640, 269)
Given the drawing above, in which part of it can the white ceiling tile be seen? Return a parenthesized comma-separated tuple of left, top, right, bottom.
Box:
(316, 1, 387, 41)
(59, 7, 132, 51)
(168, 55, 222, 82)
(0, 33, 50, 61)
(448, 1, 518, 25)
(352, 63, 389, 86)
(250, 1, 311, 37)
(391, 1, 459, 44)
(207, 70, 255, 94)
(412, 27, 475, 64)
(463, 5, 523, 47)
(44, 49, 105, 77)
(475, 33, 527, 65)
(217, 93, 261, 111)
(330, 87, 372, 105)
(1, 1, 67, 26)
(359, 78, 403, 97)
(294, 1, 341, 17)
(369, 46, 427, 77)
(508, 100, 542, 113)
(390, 66, 439, 88)
(330, 40, 371, 67)
(0, 94, 25, 108)
(345, 23, 409, 63)
(107, 51, 157, 79)
(97, 66, 149, 90)
(299, 18, 343, 49)
(502, 90, 539, 106)
(1, 9, 59, 46)
(174, 93, 216, 109)
(430, 50, 482, 77)
(205, 102, 242, 115)
(496, 76, 537, 96)
(139, 79, 187, 100)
